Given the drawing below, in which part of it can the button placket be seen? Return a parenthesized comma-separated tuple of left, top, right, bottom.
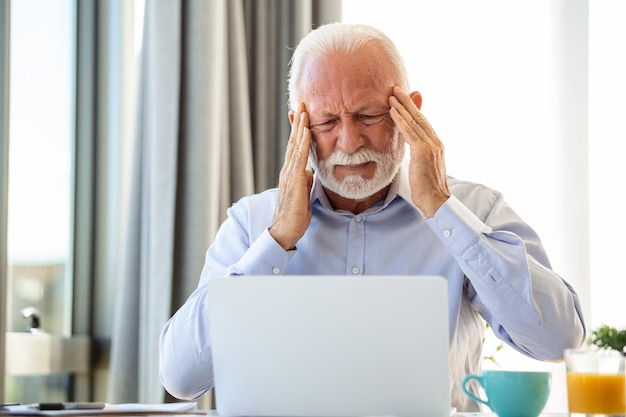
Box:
(346, 214, 366, 276)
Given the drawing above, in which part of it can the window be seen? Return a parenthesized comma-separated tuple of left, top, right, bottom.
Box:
(4, 0, 76, 403)
(2, 0, 147, 403)
(343, 0, 626, 412)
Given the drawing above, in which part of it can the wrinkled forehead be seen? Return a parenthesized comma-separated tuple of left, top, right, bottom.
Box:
(299, 48, 396, 113)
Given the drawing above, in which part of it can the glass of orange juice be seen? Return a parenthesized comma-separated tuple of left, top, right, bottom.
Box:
(565, 347, 625, 417)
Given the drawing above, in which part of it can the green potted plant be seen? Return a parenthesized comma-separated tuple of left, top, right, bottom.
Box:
(589, 325, 626, 354)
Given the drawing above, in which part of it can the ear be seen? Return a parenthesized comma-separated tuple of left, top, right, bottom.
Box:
(288, 110, 295, 125)
(410, 91, 422, 110)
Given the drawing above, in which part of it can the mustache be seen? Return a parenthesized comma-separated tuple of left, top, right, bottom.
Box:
(323, 148, 382, 166)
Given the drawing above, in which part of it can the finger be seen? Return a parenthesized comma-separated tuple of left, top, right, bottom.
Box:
(288, 104, 305, 143)
(390, 87, 438, 140)
(389, 93, 428, 138)
(282, 108, 311, 182)
(389, 106, 419, 148)
(389, 90, 441, 147)
(391, 87, 421, 121)
(284, 104, 306, 170)
(388, 95, 427, 140)
(294, 112, 311, 171)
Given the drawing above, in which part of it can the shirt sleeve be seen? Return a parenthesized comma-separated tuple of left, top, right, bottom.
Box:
(159, 195, 295, 399)
(159, 284, 213, 400)
(426, 195, 586, 360)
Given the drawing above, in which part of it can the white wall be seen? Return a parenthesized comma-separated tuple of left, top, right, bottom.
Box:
(588, 0, 626, 330)
(343, 0, 626, 412)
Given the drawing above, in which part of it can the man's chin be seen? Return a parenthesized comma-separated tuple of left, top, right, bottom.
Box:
(323, 176, 391, 201)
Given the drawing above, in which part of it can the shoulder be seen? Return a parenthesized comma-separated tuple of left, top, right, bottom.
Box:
(232, 187, 279, 206)
(220, 188, 279, 237)
(447, 176, 504, 218)
(227, 187, 279, 217)
(448, 176, 502, 199)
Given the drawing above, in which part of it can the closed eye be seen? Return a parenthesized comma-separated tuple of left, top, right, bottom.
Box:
(310, 119, 338, 132)
(358, 113, 387, 125)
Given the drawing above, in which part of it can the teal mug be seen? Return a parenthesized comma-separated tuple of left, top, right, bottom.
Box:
(462, 370, 551, 417)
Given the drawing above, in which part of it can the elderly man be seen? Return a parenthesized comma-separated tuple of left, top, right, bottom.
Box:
(159, 23, 585, 411)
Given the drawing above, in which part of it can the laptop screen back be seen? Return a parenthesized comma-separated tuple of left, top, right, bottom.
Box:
(208, 275, 451, 417)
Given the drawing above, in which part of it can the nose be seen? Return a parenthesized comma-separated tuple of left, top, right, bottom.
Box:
(336, 118, 365, 154)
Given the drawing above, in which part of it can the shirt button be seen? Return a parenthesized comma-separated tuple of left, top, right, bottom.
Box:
(351, 267, 360, 275)
(443, 229, 451, 237)
(355, 215, 362, 223)
(272, 267, 280, 275)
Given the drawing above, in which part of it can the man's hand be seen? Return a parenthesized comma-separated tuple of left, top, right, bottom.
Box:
(389, 86, 450, 218)
(269, 104, 315, 250)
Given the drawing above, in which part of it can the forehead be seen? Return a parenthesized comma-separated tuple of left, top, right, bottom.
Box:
(299, 46, 395, 114)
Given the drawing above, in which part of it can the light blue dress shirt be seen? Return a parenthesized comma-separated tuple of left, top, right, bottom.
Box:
(159, 160, 585, 411)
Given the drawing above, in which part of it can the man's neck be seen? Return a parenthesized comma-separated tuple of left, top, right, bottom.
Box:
(323, 185, 391, 214)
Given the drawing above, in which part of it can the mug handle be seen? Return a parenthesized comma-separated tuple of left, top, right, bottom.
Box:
(461, 374, 490, 407)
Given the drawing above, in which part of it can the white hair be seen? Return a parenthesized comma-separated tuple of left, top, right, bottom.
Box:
(287, 23, 410, 110)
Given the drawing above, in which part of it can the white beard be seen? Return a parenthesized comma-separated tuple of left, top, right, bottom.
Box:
(310, 131, 405, 200)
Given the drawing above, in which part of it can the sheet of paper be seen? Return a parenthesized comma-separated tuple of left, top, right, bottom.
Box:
(0, 402, 199, 416)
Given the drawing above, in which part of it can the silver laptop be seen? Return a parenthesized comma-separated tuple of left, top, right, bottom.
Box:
(208, 275, 451, 417)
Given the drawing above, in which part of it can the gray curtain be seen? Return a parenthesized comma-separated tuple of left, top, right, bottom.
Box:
(107, 0, 341, 404)
(0, 0, 9, 404)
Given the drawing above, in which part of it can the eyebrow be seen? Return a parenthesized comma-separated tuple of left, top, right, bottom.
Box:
(312, 103, 390, 118)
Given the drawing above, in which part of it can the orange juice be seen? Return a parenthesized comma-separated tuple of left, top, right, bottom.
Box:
(567, 372, 626, 414)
